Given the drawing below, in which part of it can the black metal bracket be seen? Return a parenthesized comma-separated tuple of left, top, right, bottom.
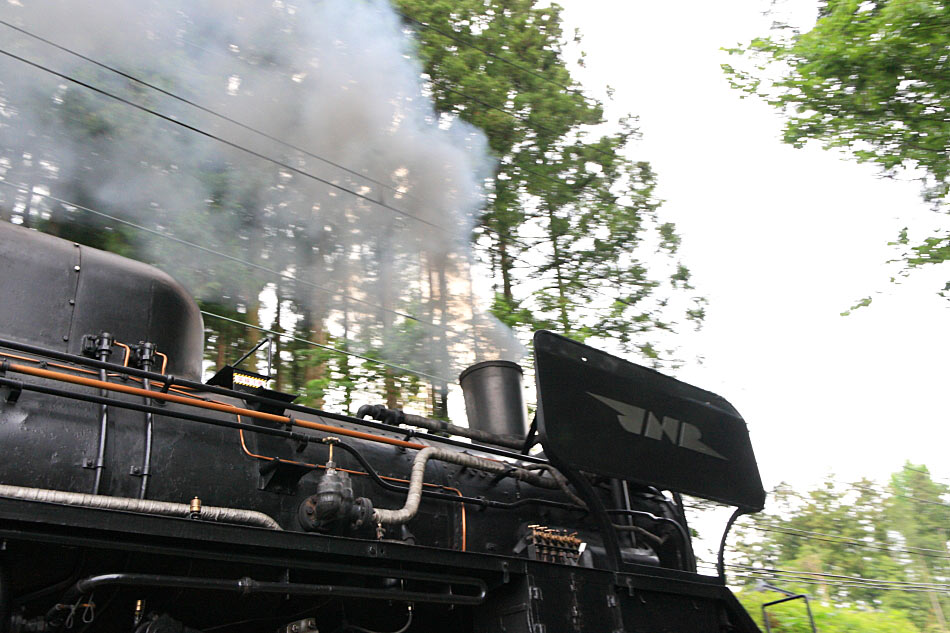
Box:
(717, 507, 746, 580)
(258, 458, 315, 495)
(1, 381, 21, 405)
(762, 592, 817, 633)
(546, 453, 624, 573)
(0, 363, 21, 403)
(521, 416, 538, 455)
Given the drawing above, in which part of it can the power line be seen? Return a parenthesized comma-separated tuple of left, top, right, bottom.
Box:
(0, 47, 450, 235)
(739, 523, 950, 560)
(1, 18, 603, 252)
(0, 19, 608, 280)
(0, 47, 656, 344)
(754, 523, 950, 556)
(1, 24, 673, 332)
(0, 180, 448, 332)
(2, 19, 666, 315)
(900, 465, 950, 484)
(726, 563, 950, 591)
(0, 19, 415, 206)
(723, 569, 950, 595)
(852, 483, 950, 509)
(697, 560, 950, 593)
(201, 310, 453, 384)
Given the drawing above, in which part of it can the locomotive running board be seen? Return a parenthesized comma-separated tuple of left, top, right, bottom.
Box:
(533, 330, 765, 512)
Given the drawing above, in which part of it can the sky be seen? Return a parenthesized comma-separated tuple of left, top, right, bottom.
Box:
(554, 0, 950, 491)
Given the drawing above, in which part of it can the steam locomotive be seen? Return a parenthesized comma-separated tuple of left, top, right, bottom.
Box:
(0, 221, 765, 632)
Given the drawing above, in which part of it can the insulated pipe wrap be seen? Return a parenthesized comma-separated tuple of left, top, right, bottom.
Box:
(0, 484, 281, 530)
(372, 447, 561, 526)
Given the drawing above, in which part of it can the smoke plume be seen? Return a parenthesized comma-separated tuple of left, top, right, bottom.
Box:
(0, 0, 524, 388)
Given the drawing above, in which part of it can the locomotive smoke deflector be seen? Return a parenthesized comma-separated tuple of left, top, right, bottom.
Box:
(533, 330, 766, 512)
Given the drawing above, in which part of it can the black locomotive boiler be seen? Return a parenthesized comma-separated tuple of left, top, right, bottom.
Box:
(0, 221, 766, 632)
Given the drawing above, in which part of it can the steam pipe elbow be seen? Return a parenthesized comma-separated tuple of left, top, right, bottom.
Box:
(372, 447, 437, 526)
(355, 404, 377, 419)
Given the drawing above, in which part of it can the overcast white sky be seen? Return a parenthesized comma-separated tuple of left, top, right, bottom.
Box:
(555, 0, 950, 491)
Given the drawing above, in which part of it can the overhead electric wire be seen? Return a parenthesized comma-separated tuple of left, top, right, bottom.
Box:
(0, 47, 450, 235)
(200, 310, 454, 384)
(901, 465, 950, 483)
(0, 19, 417, 206)
(749, 522, 950, 556)
(0, 183, 461, 383)
(724, 571, 950, 595)
(0, 23, 669, 343)
(0, 20, 589, 266)
(1, 21, 664, 316)
(851, 483, 950, 509)
(725, 563, 950, 590)
(695, 560, 950, 594)
(743, 523, 950, 560)
(0, 179, 449, 333)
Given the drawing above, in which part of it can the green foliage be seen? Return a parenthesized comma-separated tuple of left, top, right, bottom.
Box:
(730, 464, 950, 631)
(724, 0, 950, 287)
(398, 0, 704, 361)
(840, 295, 872, 316)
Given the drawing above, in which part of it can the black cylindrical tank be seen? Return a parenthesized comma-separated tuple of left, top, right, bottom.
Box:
(0, 222, 203, 380)
(459, 360, 527, 438)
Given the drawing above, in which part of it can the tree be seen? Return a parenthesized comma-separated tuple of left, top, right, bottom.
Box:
(723, 0, 950, 289)
(729, 464, 950, 631)
(397, 0, 705, 360)
(2, 0, 703, 417)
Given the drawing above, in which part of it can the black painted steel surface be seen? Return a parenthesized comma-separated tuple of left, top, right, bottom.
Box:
(535, 330, 766, 511)
(0, 222, 203, 380)
(0, 225, 762, 632)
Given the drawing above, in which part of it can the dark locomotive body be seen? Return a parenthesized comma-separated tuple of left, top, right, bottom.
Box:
(0, 222, 763, 632)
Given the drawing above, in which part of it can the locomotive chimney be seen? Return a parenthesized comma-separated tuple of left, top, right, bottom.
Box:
(459, 360, 528, 438)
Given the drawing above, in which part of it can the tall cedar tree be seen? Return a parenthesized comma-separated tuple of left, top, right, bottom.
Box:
(397, 0, 704, 359)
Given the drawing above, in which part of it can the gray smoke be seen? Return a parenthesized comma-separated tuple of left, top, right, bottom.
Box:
(0, 0, 524, 383)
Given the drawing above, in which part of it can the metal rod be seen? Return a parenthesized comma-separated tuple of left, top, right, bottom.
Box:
(0, 337, 548, 464)
(139, 376, 153, 499)
(0, 377, 579, 513)
(718, 507, 746, 580)
(0, 376, 312, 444)
(49, 571, 486, 622)
(761, 593, 817, 633)
(91, 341, 112, 495)
(232, 337, 270, 370)
(265, 337, 273, 378)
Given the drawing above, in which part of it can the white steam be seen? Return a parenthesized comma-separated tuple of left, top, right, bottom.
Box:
(0, 0, 524, 382)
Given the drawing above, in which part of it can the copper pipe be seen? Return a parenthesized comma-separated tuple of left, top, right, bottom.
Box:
(0, 352, 99, 376)
(237, 424, 466, 551)
(114, 342, 131, 367)
(155, 351, 168, 374)
(7, 362, 425, 451)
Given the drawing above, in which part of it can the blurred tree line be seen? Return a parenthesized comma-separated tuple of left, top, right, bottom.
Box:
(0, 0, 702, 418)
(723, 0, 950, 297)
(727, 463, 950, 632)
